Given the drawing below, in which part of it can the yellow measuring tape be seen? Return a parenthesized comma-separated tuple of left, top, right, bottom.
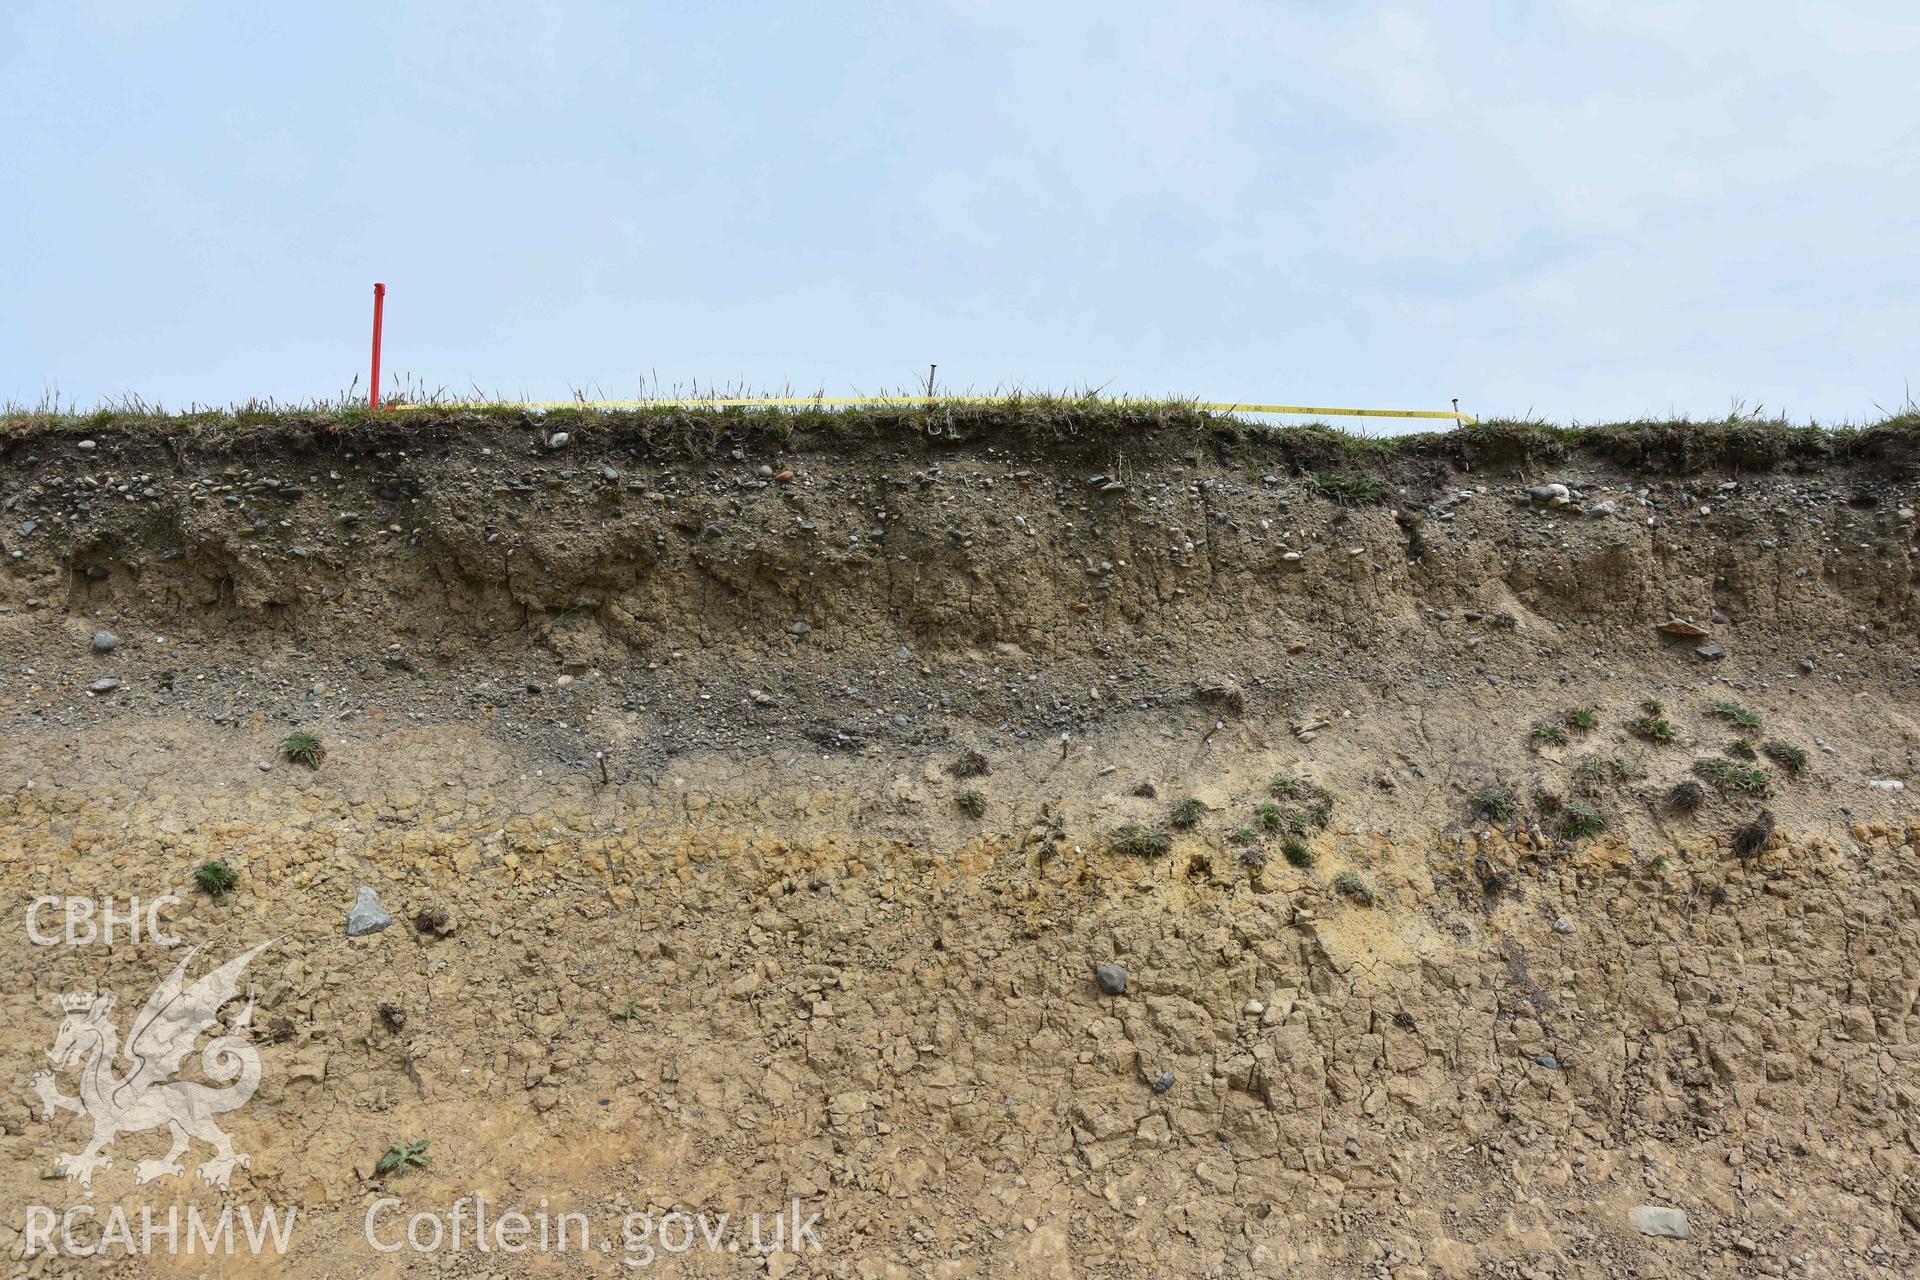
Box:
(390, 396, 1476, 424)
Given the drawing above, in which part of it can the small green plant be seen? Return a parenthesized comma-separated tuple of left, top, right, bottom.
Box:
(1229, 826, 1256, 844)
(1710, 700, 1762, 730)
(1694, 757, 1771, 796)
(1574, 754, 1643, 796)
(1168, 798, 1205, 830)
(1640, 698, 1665, 716)
(1255, 802, 1284, 831)
(1530, 721, 1568, 747)
(192, 859, 237, 898)
(1729, 738, 1756, 759)
(376, 1140, 430, 1178)
(1333, 872, 1375, 906)
(1630, 712, 1674, 743)
(612, 998, 641, 1022)
(1762, 741, 1807, 777)
(1555, 800, 1605, 840)
(1472, 780, 1516, 821)
(955, 789, 987, 819)
(1267, 774, 1334, 831)
(281, 731, 323, 768)
(1282, 837, 1315, 868)
(1564, 706, 1597, 731)
(1111, 824, 1172, 857)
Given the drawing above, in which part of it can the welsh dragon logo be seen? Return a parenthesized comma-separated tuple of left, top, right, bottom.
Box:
(34, 940, 277, 1190)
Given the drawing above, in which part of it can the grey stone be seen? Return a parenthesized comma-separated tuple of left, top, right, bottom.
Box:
(1695, 643, 1726, 661)
(1094, 963, 1128, 996)
(786, 620, 812, 636)
(1552, 915, 1576, 934)
(1627, 1206, 1691, 1239)
(546, 431, 571, 449)
(345, 885, 393, 937)
(90, 631, 119, 653)
(1152, 1069, 1175, 1094)
(86, 677, 120, 694)
(1535, 1053, 1560, 1070)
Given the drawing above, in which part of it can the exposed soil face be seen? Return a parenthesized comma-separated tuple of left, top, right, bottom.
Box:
(0, 411, 1916, 1278)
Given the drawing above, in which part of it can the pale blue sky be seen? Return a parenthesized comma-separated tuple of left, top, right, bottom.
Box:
(4, 1, 1915, 425)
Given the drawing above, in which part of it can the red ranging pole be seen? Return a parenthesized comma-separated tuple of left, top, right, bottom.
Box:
(368, 282, 386, 411)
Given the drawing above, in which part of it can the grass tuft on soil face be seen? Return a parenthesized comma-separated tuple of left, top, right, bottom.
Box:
(1265, 774, 1334, 832)
(1664, 779, 1709, 814)
(1111, 824, 1172, 857)
(1762, 741, 1808, 776)
(1556, 800, 1606, 840)
(955, 789, 988, 819)
(1695, 757, 1771, 796)
(1333, 872, 1375, 906)
(1630, 711, 1675, 743)
(1472, 780, 1517, 821)
(281, 731, 324, 768)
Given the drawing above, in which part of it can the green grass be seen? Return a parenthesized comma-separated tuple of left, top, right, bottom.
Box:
(1639, 698, 1666, 716)
(1255, 802, 1284, 831)
(1266, 774, 1334, 832)
(1694, 757, 1771, 796)
(1556, 800, 1606, 840)
(375, 1140, 429, 1177)
(955, 789, 987, 819)
(1111, 824, 1172, 857)
(1564, 707, 1597, 731)
(192, 859, 238, 898)
(1574, 754, 1643, 795)
(1282, 838, 1316, 868)
(281, 731, 324, 768)
(1168, 798, 1205, 830)
(1762, 740, 1808, 777)
(1530, 721, 1568, 747)
(1630, 712, 1674, 743)
(1333, 872, 1375, 906)
(1472, 780, 1516, 821)
(612, 998, 641, 1023)
(1710, 700, 1762, 730)
(1229, 826, 1257, 844)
